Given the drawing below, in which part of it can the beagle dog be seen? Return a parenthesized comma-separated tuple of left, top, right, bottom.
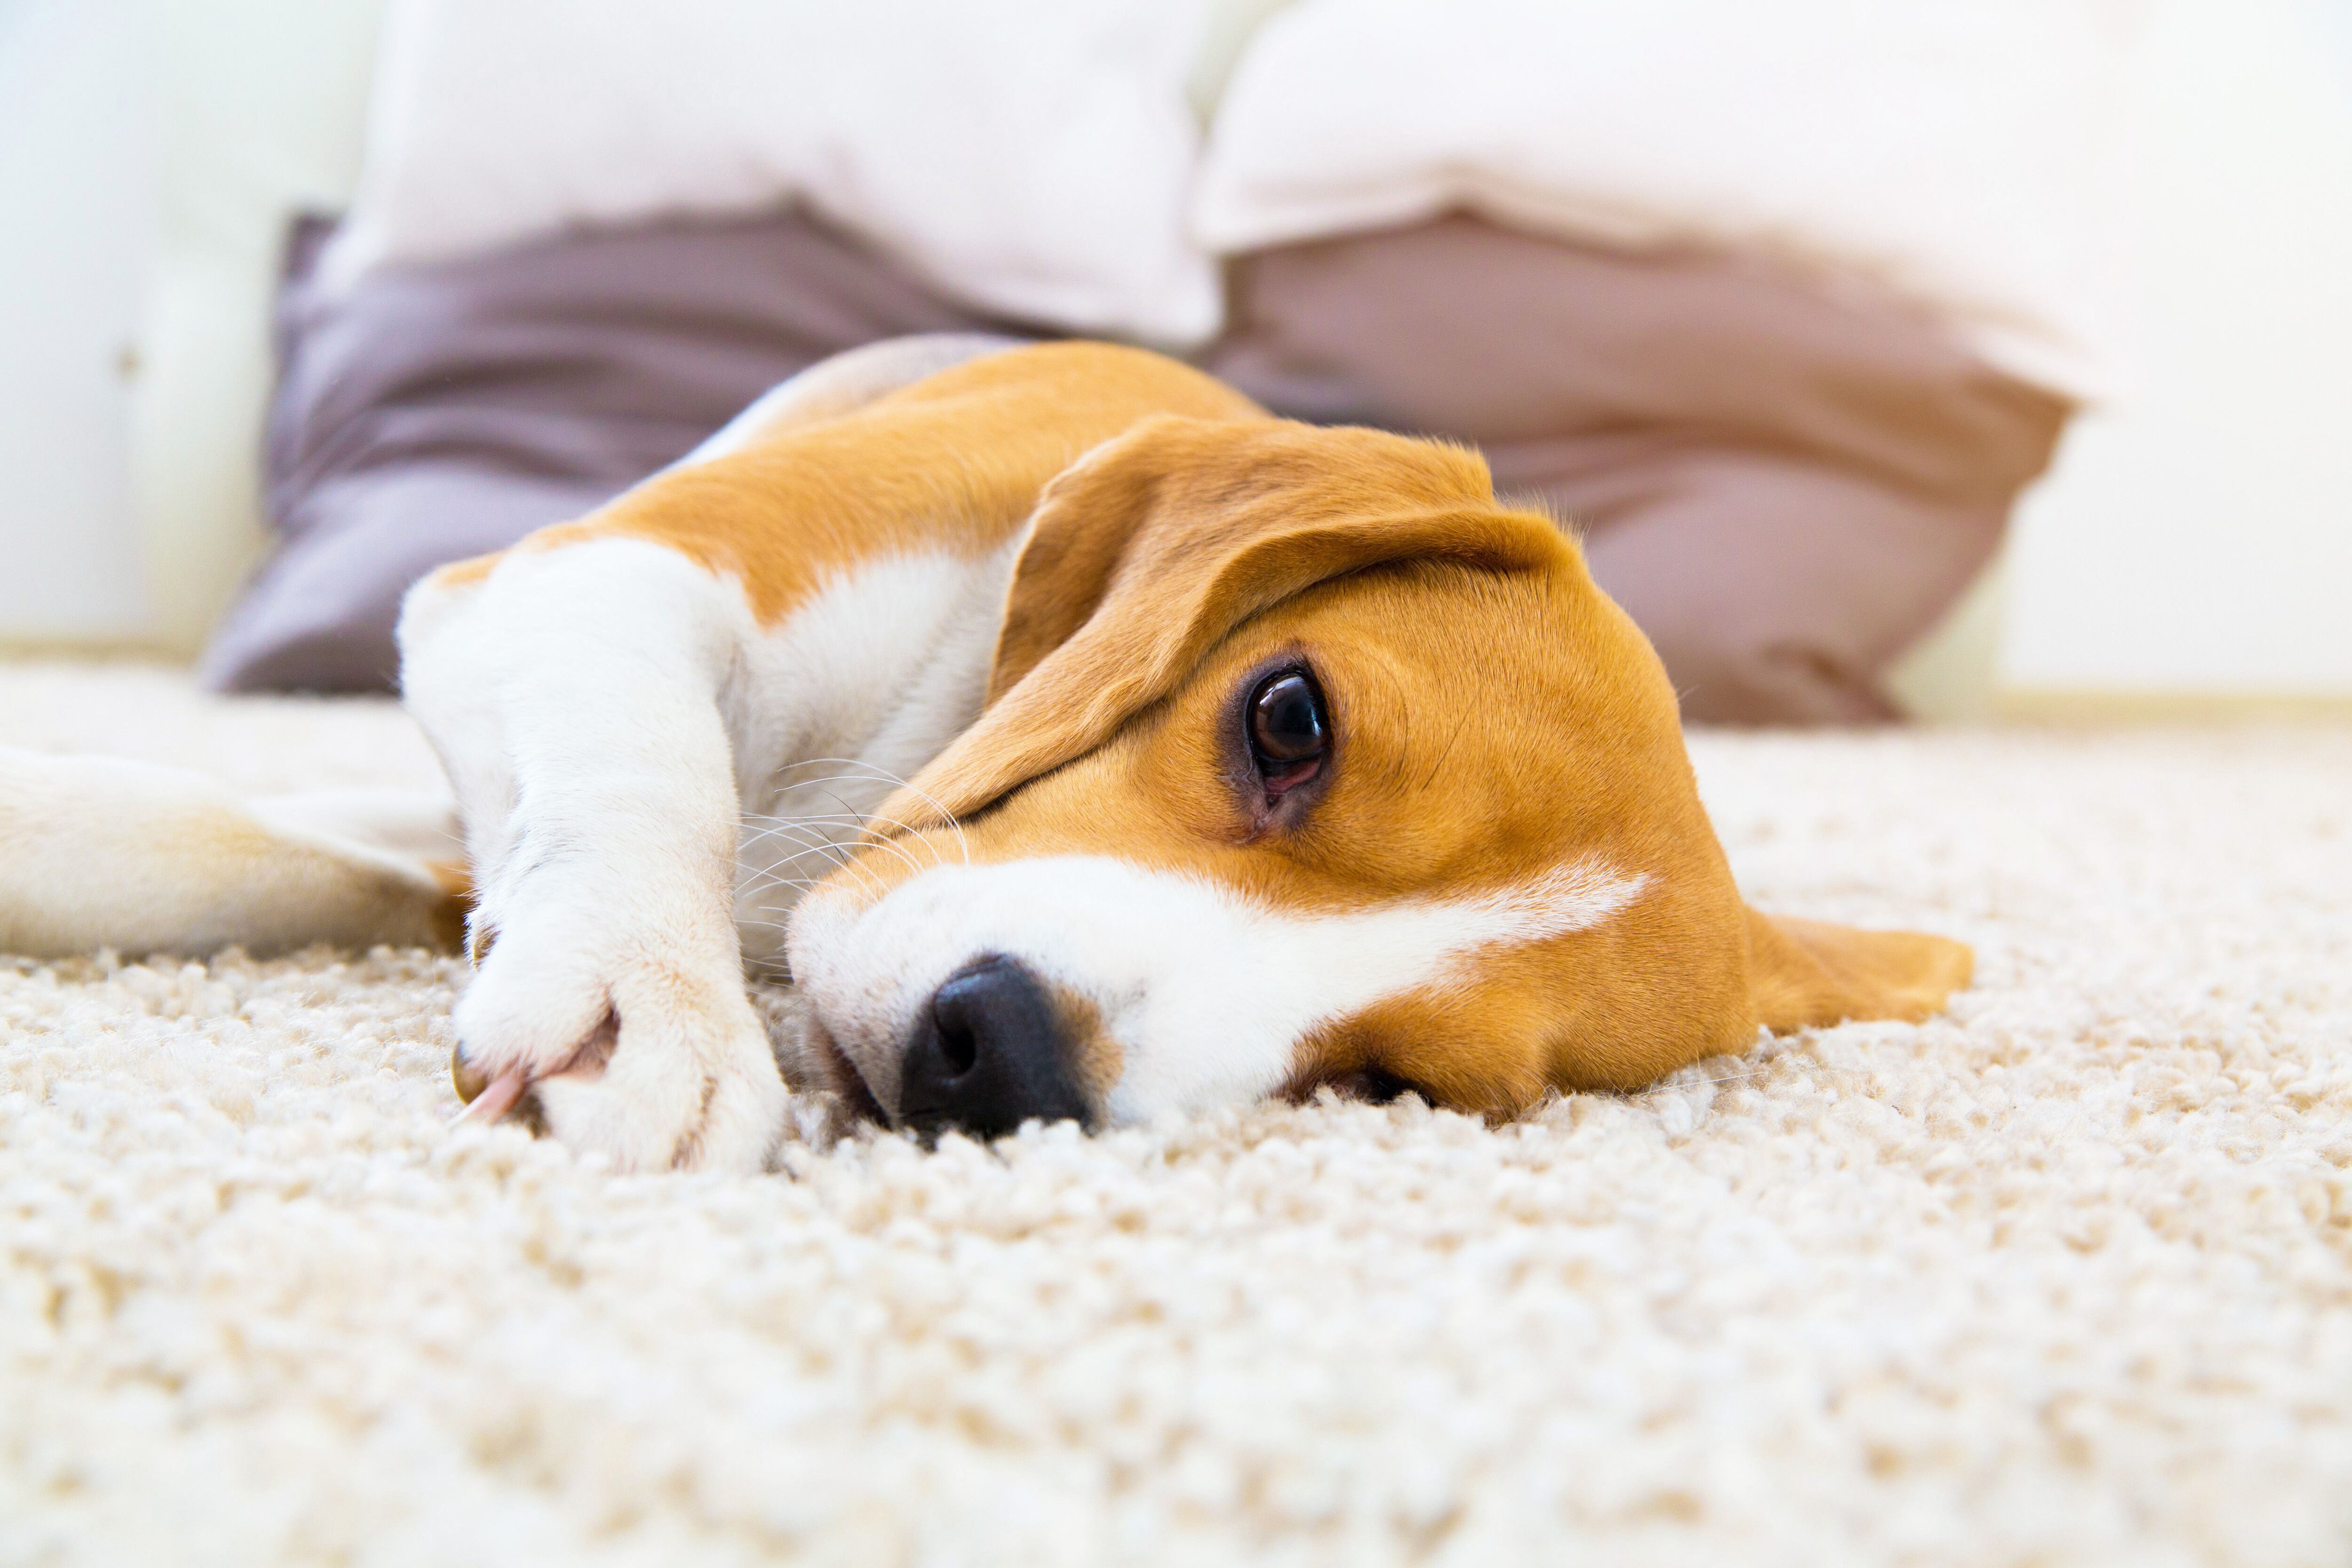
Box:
(0, 337, 1969, 1170)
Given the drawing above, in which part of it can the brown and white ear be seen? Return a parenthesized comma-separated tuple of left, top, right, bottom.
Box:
(1744, 907, 1973, 1031)
(877, 414, 1570, 830)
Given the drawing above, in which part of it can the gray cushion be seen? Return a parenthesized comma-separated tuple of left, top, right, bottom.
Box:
(204, 210, 1025, 692)
(210, 211, 2068, 723)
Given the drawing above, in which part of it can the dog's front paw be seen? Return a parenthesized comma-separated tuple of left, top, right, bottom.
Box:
(451, 919, 786, 1173)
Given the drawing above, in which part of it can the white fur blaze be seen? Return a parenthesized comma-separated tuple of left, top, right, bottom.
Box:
(787, 854, 1649, 1125)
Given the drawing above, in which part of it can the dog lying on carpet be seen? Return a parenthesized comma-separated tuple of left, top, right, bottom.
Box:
(0, 337, 1969, 1170)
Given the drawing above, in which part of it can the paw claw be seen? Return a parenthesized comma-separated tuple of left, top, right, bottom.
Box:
(452, 1066, 532, 1126)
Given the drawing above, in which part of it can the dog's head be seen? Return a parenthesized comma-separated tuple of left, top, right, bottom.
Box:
(787, 415, 1968, 1137)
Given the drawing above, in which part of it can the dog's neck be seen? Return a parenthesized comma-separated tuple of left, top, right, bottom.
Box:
(725, 541, 1023, 976)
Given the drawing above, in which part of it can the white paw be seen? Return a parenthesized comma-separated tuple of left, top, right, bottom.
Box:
(452, 914, 787, 1173)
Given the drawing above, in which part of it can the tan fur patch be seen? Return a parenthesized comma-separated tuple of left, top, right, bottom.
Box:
(1047, 984, 1122, 1102)
(490, 344, 1264, 628)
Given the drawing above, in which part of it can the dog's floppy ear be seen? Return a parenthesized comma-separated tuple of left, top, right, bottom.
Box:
(1743, 907, 1973, 1030)
(879, 414, 1566, 830)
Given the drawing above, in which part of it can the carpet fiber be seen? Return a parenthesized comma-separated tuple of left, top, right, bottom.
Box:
(4, 662, 2350, 1566)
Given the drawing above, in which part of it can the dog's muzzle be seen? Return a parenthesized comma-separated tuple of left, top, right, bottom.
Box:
(896, 954, 1092, 1139)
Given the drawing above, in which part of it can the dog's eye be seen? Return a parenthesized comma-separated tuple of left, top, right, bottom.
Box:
(1247, 669, 1327, 790)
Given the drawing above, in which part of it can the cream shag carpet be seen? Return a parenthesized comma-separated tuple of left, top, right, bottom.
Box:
(3, 661, 2350, 1568)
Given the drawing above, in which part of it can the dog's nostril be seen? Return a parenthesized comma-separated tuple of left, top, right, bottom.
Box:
(929, 990, 980, 1076)
(898, 955, 1091, 1139)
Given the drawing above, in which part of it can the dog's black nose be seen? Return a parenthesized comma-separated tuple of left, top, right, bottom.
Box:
(897, 955, 1092, 1139)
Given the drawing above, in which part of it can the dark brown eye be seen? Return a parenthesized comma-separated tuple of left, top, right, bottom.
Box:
(1247, 669, 1327, 790)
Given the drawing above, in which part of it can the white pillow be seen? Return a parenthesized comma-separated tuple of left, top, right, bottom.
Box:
(1195, 0, 2140, 395)
(323, 0, 1221, 346)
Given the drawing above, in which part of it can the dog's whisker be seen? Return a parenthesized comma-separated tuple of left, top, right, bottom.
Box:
(739, 813, 876, 842)
(736, 868, 837, 899)
(738, 818, 898, 896)
(772, 757, 971, 868)
(767, 761, 918, 804)
(780, 795, 929, 886)
(833, 801, 953, 877)
(761, 790, 939, 883)
(760, 844, 879, 899)
(898, 783, 970, 867)
(739, 822, 885, 899)
(738, 822, 860, 853)
(774, 756, 921, 784)
(771, 803, 945, 872)
(738, 887, 829, 911)
(814, 788, 935, 883)
(737, 828, 857, 866)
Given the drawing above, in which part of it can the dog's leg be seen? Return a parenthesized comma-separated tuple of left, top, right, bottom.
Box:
(0, 748, 462, 958)
(400, 537, 789, 1173)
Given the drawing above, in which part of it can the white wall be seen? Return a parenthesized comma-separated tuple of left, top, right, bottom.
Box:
(129, 0, 388, 652)
(0, 0, 156, 641)
(2001, 0, 2352, 696)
